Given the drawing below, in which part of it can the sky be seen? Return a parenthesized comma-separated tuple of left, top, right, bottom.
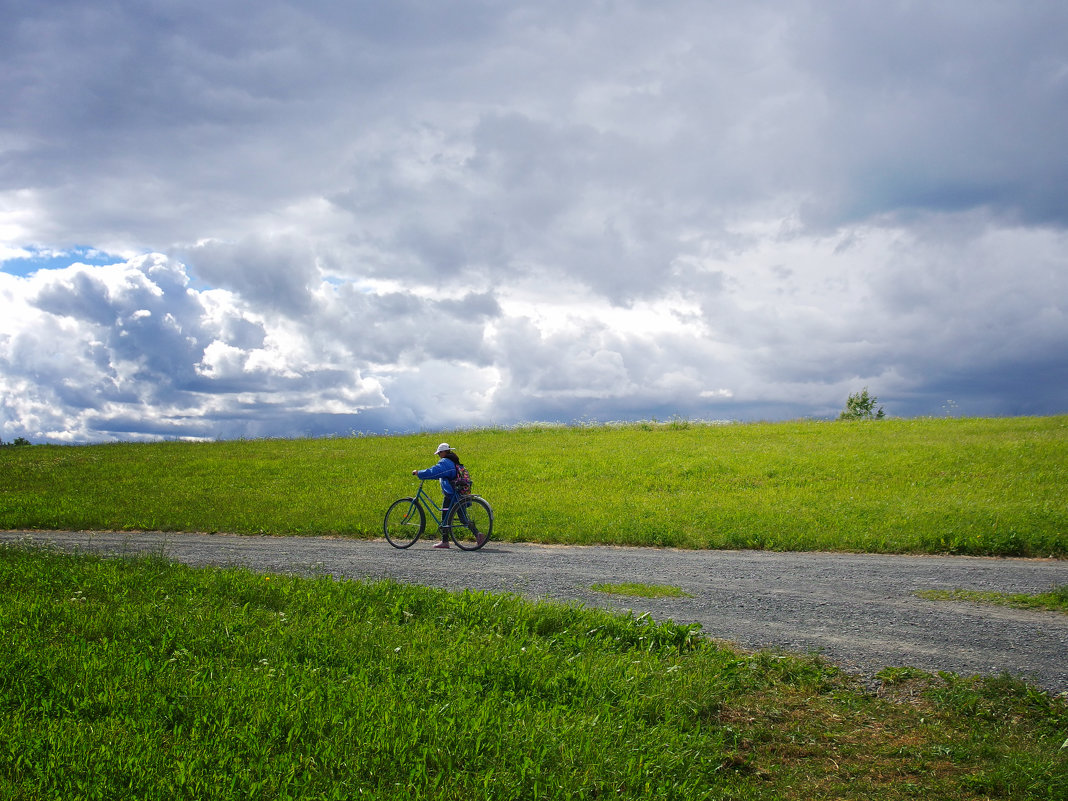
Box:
(1, 0, 1066, 443)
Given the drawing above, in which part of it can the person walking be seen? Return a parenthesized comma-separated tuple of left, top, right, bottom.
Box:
(413, 443, 464, 549)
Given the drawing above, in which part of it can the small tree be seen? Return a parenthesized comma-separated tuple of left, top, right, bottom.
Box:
(838, 388, 885, 420)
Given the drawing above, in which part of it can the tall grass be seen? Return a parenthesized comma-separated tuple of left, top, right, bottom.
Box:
(1, 416, 1065, 556)
(3, 545, 1065, 800)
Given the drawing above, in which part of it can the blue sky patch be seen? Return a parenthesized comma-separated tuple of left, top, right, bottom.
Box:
(1, 247, 125, 277)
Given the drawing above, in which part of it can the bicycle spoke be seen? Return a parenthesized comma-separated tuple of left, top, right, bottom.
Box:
(384, 497, 425, 548)
(447, 496, 493, 551)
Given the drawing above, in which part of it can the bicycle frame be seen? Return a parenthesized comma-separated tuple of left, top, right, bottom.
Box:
(410, 481, 446, 527)
(413, 481, 475, 528)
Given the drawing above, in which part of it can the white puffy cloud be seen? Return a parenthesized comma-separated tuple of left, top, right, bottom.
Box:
(1, 1, 1066, 441)
(0, 255, 385, 440)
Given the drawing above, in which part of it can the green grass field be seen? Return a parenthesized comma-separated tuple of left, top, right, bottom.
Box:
(2, 415, 1065, 557)
(3, 545, 1065, 800)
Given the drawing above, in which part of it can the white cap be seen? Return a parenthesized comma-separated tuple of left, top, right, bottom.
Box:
(435, 442, 451, 453)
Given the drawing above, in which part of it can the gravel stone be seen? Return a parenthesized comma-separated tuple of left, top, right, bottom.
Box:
(5, 530, 1067, 694)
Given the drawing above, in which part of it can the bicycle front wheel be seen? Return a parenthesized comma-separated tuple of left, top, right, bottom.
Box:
(446, 496, 493, 551)
(384, 497, 425, 548)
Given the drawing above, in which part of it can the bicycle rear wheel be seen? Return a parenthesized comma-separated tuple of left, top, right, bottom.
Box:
(384, 497, 425, 548)
(446, 496, 493, 551)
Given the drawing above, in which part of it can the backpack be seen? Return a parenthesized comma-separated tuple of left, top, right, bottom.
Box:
(452, 463, 473, 495)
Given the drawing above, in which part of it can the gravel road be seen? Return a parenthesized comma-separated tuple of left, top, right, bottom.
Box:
(5, 530, 1067, 694)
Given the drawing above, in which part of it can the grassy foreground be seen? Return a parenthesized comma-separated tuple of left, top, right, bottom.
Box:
(2, 545, 1065, 801)
(1, 416, 1065, 557)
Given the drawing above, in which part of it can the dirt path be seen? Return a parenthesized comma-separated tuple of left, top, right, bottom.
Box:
(5, 530, 1067, 693)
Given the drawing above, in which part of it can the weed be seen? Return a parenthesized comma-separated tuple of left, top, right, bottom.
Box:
(917, 585, 1068, 615)
(590, 582, 693, 598)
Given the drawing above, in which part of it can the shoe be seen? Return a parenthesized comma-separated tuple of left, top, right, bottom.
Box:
(476, 532, 487, 547)
(433, 541, 451, 549)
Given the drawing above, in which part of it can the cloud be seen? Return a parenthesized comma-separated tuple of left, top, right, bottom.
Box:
(1, 1, 1066, 441)
(0, 255, 385, 440)
(186, 236, 319, 316)
(790, 2, 1068, 227)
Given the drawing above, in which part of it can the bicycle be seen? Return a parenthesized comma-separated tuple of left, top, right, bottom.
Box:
(383, 480, 494, 550)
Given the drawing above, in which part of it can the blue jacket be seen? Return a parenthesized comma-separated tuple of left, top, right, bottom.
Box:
(416, 457, 458, 498)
